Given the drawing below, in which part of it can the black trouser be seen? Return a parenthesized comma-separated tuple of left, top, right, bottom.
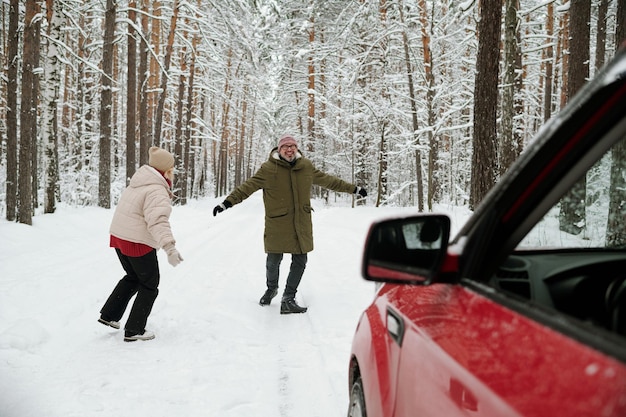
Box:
(100, 249, 160, 335)
(265, 253, 307, 301)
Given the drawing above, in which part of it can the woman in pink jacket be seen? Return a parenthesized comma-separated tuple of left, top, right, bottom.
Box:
(98, 147, 183, 342)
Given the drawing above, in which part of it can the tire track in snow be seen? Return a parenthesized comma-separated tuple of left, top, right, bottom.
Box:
(272, 306, 344, 417)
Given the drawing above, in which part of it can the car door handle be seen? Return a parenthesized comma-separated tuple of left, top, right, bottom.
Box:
(386, 308, 405, 346)
(449, 378, 478, 411)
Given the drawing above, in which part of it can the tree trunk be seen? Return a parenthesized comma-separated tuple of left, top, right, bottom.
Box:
(98, 0, 115, 209)
(543, 3, 554, 122)
(470, 0, 502, 210)
(5, 0, 19, 221)
(174, 45, 187, 203)
(398, 0, 424, 212)
(138, 0, 150, 166)
(375, 123, 388, 208)
(43, 0, 63, 214)
(126, 1, 138, 184)
(180, 30, 199, 205)
(307, 13, 315, 152)
(605, 0, 626, 246)
(236, 84, 249, 187)
(374, 1, 388, 208)
(606, 140, 626, 247)
(500, 0, 522, 176)
(154, 0, 179, 147)
(559, 0, 590, 235)
(19, 0, 42, 225)
(595, 0, 608, 71)
(418, 0, 437, 210)
(559, 1, 570, 109)
(216, 49, 233, 197)
(617, 0, 625, 46)
(149, 0, 161, 146)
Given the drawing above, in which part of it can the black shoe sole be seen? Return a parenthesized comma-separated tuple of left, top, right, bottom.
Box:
(98, 318, 120, 329)
(124, 334, 155, 342)
(280, 308, 308, 314)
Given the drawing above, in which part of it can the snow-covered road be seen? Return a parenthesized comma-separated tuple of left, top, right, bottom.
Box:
(1, 194, 444, 417)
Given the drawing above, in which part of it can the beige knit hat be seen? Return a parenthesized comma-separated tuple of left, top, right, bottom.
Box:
(148, 147, 175, 172)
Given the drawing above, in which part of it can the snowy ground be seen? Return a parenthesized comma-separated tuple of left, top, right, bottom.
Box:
(0, 193, 469, 417)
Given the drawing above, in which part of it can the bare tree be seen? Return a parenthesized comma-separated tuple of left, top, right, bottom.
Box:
(543, 2, 555, 122)
(43, 0, 64, 214)
(148, 0, 161, 146)
(19, 0, 42, 225)
(5, 0, 19, 221)
(558, 0, 570, 109)
(215, 48, 233, 197)
(98, 0, 116, 208)
(606, 0, 626, 247)
(418, 0, 437, 210)
(500, 0, 522, 176)
(595, 0, 609, 71)
(154, 0, 180, 147)
(559, 0, 590, 235)
(617, 0, 625, 47)
(399, 0, 424, 211)
(178, 15, 200, 205)
(173, 45, 186, 201)
(138, 0, 150, 166)
(126, 1, 138, 183)
(307, 13, 316, 150)
(374, 0, 389, 208)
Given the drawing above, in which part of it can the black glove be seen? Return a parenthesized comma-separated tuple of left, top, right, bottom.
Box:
(213, 200, 232, 216)
(355, 186, 367, 198)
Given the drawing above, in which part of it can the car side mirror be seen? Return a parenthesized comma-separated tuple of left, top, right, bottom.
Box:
(362, 215, 451, 284)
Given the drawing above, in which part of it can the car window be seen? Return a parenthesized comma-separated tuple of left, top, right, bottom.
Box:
(496, 136, 626, 340)
(516, 136, 626, 251)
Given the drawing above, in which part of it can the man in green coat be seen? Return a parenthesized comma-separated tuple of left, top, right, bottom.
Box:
(213, 134, 367, 314)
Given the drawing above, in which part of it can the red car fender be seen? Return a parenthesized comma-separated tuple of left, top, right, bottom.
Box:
(350, 285, 400, 417)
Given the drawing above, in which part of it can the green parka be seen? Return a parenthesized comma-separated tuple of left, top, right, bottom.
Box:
(224, 148, 356, 254)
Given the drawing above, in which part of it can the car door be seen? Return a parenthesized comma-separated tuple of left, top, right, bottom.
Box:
(387, 280, 626, 416)
(387, 283, 525, 417)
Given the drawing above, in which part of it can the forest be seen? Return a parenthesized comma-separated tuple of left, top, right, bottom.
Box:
(0, 0, 624, 226)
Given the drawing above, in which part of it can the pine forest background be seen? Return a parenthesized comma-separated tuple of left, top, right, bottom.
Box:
(1, 0, 625, 226)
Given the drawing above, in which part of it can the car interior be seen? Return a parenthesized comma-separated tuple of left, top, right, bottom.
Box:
(489, 138, 626, 338)
(492, 251, 626, 336)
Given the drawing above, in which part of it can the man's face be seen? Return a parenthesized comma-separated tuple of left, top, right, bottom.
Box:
(279, 143, 298, 162)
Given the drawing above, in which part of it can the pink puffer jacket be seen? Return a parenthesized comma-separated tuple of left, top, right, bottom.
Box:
(109, 165, 175, 250)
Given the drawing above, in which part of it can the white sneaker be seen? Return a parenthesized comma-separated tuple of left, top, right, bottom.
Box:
(124, 330, 155, 342)
(98, 317, 121, 329)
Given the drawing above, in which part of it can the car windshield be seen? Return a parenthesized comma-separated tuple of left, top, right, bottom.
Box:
(517, 136, 626, 251)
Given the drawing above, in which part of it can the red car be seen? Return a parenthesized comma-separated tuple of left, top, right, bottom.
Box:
(348, 48, 626, 416)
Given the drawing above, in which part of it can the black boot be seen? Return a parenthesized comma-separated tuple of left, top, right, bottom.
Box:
(259, 288, 278, 306)
(280, 298, 308, 314)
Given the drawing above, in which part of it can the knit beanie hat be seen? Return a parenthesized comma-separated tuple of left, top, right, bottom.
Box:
(278, 134, 298, 150)
(148, 146, 175, 172)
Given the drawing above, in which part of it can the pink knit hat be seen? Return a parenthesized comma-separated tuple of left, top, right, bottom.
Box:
(278, 134, 298, 150)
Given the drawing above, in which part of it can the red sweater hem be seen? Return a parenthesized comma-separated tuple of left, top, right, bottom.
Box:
(110, 235, 154, 257)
